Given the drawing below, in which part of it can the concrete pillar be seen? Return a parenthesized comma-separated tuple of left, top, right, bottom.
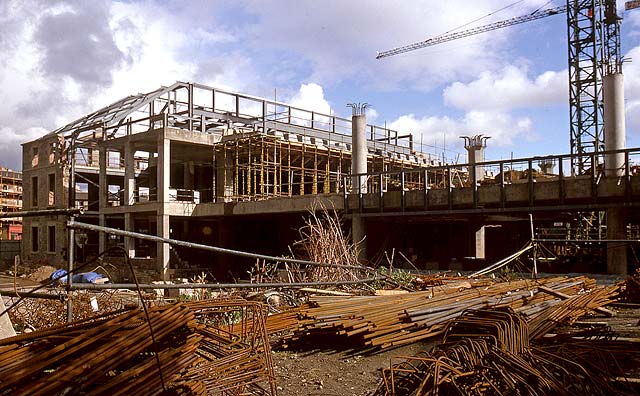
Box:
(157, 136, 170, 203)
(124, 141, 136, 205)
(462, 136, 489, 260)
(98, 147, 107, 253)
(461, 135, 490, 183)
(471, 224, 485, 259)
(156, 213, 170, 279)
(607, 207, 627, 275)
(604, 73, 626, 177)
(157, 133, 170, 279)
(351, 114, 367, 194)
(604, 73, 627, 275)
(123, 142, 136, 257)
(215, 147, 234, 202)
(352, 216, 367, 262)
(350, 105, 368, 263)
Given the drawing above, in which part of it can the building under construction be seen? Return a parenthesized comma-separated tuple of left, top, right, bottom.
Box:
(21, 82, 452, 280)
(0, 167, 22, 241)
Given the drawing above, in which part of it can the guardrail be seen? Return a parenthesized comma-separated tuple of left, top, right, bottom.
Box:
(343, 147, 640, 214)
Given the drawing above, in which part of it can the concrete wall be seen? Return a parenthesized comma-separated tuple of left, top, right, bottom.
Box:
(21, 135, 69, 268)
(0, 240, 20, 270)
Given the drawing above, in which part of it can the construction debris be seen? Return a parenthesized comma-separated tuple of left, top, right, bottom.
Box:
(0, 298, 276, 396)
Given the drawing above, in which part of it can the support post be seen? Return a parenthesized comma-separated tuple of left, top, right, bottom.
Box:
(98, 145, 107, 253)
(157, 133, 171, 279)
(349, 103, 368, 263)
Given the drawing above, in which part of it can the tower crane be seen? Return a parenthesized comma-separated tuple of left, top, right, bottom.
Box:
(377, 0, 625, 175)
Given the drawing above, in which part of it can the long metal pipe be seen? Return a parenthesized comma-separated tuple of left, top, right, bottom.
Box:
(0, 208, 83, 219)
(66, 220, 372, 271)
(68, 278, 383, 290)
(0, 290, 64, 301)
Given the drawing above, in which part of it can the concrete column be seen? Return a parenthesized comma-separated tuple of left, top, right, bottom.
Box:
(98, 147, 107, 253)
(156, 213, 170, 279)
(461, 136, 488, 261)
(461, 135, 490, 183)
(123, 142, 136, 257)
(470, 224, 485, 259)
(352, 217, 367, 262)
(351, 114, 367, 194)
(215, 147, 234, 202)
(157, 136, 170, 203)
(350, 107, 368, 263)
(607, 207, 627, 275)
(156, 133, 170, 279)
(124, 213, 135, 258)
(124, 141, 135, 205)
(604, 73, 626, 177)
(604, 73, 627, 275)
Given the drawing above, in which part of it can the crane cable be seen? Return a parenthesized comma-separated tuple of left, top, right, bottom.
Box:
(440, 0, 527, 37)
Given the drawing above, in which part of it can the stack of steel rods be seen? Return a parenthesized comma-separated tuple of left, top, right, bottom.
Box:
(375, 306, 632, 396)
(0, 298, 278, 396)
(0, 303, 199, 396)
(273, 276, 613, 350)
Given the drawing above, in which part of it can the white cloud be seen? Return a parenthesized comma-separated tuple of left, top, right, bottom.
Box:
(289, 83, 331, 114)
(443, 65, 567, 111)
(241, 0, 554, 91)
(388, 111, 534, 161)
(625, 45, 640, 135)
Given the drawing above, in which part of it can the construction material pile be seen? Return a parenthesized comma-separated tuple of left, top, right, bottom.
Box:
(6, 290, 137, 331)
(0, 299, 276, 396)
(374, 308, 640, 396)
(271, 276, 618, 350)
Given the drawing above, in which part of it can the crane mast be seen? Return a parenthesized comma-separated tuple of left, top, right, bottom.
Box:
(377, 1, 623, 175)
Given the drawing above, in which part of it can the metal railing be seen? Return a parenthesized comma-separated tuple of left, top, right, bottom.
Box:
(343, 147, 640, 213)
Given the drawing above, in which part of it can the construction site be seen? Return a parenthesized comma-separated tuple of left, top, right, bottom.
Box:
(1, 0, 640, 395)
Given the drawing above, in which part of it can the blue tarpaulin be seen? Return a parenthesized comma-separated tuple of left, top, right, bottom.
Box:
(50, 269, 106, 284)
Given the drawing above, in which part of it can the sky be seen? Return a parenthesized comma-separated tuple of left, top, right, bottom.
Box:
(1, 0, 639, 171)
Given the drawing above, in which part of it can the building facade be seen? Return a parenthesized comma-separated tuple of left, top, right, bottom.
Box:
(0, 167, 22, 240)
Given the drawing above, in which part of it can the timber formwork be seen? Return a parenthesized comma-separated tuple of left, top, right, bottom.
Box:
(213, 132, 431, 201)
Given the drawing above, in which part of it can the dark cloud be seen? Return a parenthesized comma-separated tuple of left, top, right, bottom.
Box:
(34, 0, 125, 88)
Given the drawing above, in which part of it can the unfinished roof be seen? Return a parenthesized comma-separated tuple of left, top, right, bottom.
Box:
(49, 81, 428, 161)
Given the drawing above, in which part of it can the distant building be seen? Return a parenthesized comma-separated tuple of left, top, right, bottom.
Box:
(0, 167, 22, 240)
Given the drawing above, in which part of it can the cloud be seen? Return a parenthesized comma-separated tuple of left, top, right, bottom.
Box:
(289, 83, 332, 114)
(624, 45, 640, 135)
(388, 111, 534, 161)
(443, 65, 567, 111)
(240, 0, 554, 91)
(34, 1, 125, 88)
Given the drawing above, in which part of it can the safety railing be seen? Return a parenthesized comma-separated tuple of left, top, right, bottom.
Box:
(343, 147, 640, 213)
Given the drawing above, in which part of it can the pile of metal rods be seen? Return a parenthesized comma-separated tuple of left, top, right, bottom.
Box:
(375, 307, 638, 396)
(178, 299, 278, 396)
(0, 299, 277, 396)
(270, 276, 617, 350)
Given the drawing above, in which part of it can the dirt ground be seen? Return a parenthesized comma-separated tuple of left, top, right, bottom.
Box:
(271, 306, 640, 396)
(272, 341, 433, 396)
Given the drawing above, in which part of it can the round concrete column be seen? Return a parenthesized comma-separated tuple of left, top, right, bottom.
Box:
(351, 112, 367, 263)
(351, 114, 368, 193)
(604, 73, 626, 177)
